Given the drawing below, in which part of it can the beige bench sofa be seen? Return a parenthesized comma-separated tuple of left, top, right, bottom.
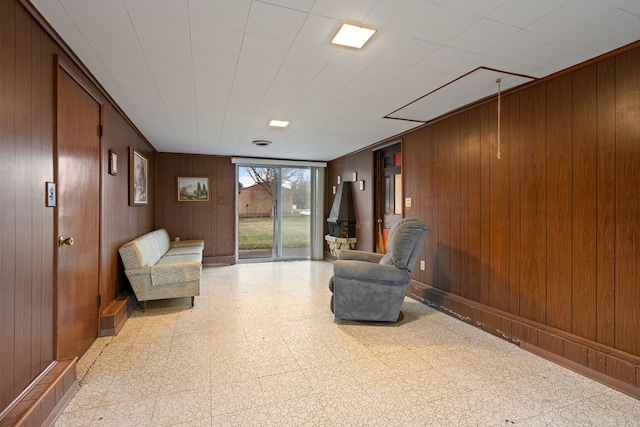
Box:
(118, 229, 204, 311)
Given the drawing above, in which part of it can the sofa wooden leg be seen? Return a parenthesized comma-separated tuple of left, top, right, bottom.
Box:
(191, 296, 195, 307)
(141, 301, 147, 312)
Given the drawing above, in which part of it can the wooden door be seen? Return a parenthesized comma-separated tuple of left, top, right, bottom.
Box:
(56, 65, 101, 360)
(374, 143, 402, 253)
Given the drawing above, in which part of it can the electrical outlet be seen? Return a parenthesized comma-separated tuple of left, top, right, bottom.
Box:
(420, 260, 425, 270)
(175, 237, 180, 242)
(405, 197, 412, 208)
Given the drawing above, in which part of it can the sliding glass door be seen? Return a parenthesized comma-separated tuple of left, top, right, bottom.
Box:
(238, 165, 311, 261)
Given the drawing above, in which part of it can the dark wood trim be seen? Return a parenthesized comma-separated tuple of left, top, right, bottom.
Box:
(521, 342, 640, 401)
(0, 358, 77, 426)
(203, 256, 236, 265)
(408, 280, 640, 397)
(99, 293, 137, 337)
(57, 57, 102, 106)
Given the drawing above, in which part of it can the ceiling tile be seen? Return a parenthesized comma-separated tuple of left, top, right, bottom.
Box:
(188, 0, 251, 31)
(129, 11, 190, 46)
(140, 39, 192, 67)
(407, 4, 481, 44)
(324, 52, 376, 76)
(442, 0, 508, 17)
(190, 23, 244, 55)
(526, 0, 615, 39)
(416, 46, 484, 73)
(379, 37, 440, 66)
(60, 0, 132, 35)
(123, 0, 188, 20)
(294, 13, 341, 47)
(246, 1, 308, 41)
(358, 59, 410, 83)
(257, 0, 315, 12)
(448, 18, 519, 53)
(240, 33, 293, 62)
(483, 29, 553, 62)
(488, 0, 570, 28)
(284, 43, 335, 70)
(562, 9, 640, 53)
(192, 50, 238, 75)
(517, 40, 600, 74)
(365, 0, 438, 36)
(310, 0, 379, 21)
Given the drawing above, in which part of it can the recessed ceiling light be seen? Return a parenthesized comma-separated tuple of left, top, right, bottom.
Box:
(269, 120, 289, 128)
(252, 140, 272, 147)
(331, 23, 376, 49)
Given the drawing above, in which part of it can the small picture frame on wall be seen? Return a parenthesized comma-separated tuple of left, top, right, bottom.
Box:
(46, 182, 56, 207)
(108, 149, 117, 175)
(129, 147, 147, 206)
(177, 177, 210, 201)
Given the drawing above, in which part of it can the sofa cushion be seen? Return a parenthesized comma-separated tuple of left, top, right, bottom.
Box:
(119, 229, 172, 270)
(151, 254, 202, 286)
(165, 246, 203, 257)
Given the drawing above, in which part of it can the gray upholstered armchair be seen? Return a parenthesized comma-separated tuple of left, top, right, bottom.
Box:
(329, 218, 430, 322)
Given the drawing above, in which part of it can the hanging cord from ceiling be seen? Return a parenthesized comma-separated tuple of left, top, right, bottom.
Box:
(496, 78, 502, 160)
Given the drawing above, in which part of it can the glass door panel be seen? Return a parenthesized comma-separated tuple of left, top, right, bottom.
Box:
(238, 166, 275, 260)
(280, 167, 310, 258)
(238, 165, 311, 261)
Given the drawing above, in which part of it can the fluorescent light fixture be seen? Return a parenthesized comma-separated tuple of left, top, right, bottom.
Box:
(331, 23, 376, 48)
(269, 120, 289, 128)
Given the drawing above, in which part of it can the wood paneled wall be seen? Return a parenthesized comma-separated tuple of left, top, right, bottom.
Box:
(1, 0, 156, 416)
(157, 153, 236, 264)
(326, 150, 374, 253)
(404, 46, 640, 358)
(329, 44, 640, 382)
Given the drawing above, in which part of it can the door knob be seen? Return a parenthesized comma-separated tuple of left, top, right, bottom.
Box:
(58, 236, 74, 247)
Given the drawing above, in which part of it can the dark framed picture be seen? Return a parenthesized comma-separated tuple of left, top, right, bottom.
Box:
(177, 177, 209, 201)
(108, 149, 117, 175)
(129, 147, 147, 206)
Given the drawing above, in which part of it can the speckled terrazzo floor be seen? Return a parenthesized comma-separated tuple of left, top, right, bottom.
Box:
(54, 261, 640, 427)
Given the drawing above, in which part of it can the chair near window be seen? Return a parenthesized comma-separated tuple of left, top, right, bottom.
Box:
(329, 218, 430, 322)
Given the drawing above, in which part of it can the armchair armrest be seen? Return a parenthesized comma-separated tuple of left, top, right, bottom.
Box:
(334, 260, 409, 285)
(338, 250, 384, 263)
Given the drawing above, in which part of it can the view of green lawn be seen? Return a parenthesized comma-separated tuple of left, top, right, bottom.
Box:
(238, 215, 310, 249)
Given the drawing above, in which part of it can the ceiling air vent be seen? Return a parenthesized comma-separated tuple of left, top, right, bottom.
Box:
(252, 140, 272, 147)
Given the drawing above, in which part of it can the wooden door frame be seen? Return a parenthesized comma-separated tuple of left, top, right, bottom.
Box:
(373, 140, 403, 253)
(54, 57, 104, 359)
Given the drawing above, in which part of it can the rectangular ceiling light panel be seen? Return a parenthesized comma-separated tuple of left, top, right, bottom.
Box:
(331, 23, 376, 48)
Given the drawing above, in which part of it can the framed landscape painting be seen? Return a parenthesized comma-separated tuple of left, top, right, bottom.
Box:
(177, 177, 209, 201)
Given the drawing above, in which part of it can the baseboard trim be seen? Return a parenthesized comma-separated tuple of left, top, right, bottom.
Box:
(0, 358, 78, 427)
(203, 255, 235, 265)
(408, 280, 640, 399)
(521, 342, 640, 400)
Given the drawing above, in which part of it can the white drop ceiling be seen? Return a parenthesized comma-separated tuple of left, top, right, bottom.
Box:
(30, 0, 640, 161)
